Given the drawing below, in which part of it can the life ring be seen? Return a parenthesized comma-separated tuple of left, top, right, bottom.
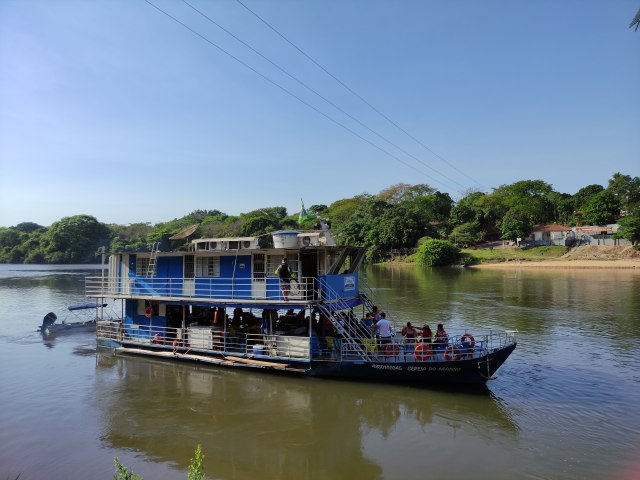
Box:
(414, 343, 432, 361)
(461, 333, 475, 349)
(385, 344, 400, 356)
(144, 306, 153, 318)
(444, 346, 461, 361)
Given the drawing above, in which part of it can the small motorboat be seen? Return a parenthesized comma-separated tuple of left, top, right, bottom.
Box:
(39, 303, 106, 335)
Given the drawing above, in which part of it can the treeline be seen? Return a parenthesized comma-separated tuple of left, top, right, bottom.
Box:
(1, 172, 639, 264)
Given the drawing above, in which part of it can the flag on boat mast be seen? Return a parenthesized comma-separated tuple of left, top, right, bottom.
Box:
(298, 199, 314, 224)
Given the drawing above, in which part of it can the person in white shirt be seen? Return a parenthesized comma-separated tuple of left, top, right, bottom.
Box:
(375, 312, 393, 349)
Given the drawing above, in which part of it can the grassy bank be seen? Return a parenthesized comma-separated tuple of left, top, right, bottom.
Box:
(462, 245, 566, 264)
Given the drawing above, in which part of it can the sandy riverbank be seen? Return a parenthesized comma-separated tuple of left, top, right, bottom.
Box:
(471, 259, 640, 269)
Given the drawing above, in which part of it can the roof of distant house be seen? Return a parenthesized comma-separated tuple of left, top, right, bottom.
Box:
(532, 224, 571, 232)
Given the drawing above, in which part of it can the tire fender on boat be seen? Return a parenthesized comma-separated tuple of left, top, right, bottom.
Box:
(385, 344, 400, 356)
(144, 306, 154, 318)
(444, 346, 461, 361)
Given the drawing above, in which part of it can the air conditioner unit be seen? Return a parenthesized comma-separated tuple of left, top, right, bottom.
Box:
(298, 233, 321, 247)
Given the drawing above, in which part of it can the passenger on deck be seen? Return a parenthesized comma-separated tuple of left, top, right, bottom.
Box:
(361, 312, 374, 337)
(421, 324, 432, 343)
(376, 312, 393, 348)
(275, 258, 293, 301)
(401, 322, 417, 348)
(434, 323, 448, 351)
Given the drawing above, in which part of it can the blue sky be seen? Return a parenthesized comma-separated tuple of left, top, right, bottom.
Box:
(1, 0, 639, 227)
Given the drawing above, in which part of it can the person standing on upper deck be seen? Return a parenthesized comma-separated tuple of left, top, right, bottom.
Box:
(275, 257, 292, 301)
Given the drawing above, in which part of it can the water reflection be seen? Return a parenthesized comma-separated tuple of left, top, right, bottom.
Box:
(94, 350, 519, 479)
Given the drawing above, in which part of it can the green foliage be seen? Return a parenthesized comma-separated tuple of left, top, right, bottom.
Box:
(43, 215, 111, 263)
(607, 172, 640, 214)
(616, 215, 640, 245)
(449, 221, 485, 247)
(415, 239, 461, 266)
(15, 222, 44, 233)
(113, 445, 205, 480)
(583, 190, 619, 225)
(572, 184, 604, 211)
(500, 208, 532, 242)
(187, 444, 205, 480)
(113, 457, 143, 480)
(2, 172, 637, 264)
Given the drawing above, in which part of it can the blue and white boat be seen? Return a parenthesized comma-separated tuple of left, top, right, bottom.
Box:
(38, 303, 105, 334)
(89, 223, 516, 386)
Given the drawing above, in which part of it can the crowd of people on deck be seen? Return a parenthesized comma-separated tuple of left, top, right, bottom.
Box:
(154, 301, 468, 359)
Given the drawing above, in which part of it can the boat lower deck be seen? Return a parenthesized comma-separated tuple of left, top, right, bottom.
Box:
(114, 345, 309, 375)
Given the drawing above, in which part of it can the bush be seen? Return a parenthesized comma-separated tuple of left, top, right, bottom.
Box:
(415, 239, 461, 266)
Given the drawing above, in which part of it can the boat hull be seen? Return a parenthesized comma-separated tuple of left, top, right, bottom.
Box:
(310, 343, 516, 386)
(99, 340, 516, 387)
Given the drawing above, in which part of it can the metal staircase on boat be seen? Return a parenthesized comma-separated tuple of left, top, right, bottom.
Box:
(314, 280, 381, 361)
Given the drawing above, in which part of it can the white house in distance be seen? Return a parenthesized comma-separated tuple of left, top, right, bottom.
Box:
(521, 224, 631, 247)
(525, 225, 572, 246)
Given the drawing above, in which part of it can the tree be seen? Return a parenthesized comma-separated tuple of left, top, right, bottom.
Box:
(42, 215, 111, 263)
(378, 183, 435, 204)
(572, 184, 604, 211)
(500, 208, 532, 242)
(449, 222, 485, 247)
(582, 190, 619, 225)
(607, 172, 640, 214)
(15, 222, 44, 233)
(415, 239, 461, 266)
(615, 215, 640, 245)
(491, 180, 556, 225)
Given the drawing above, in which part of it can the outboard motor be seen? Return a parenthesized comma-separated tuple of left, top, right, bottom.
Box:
(40, 312, 57, 332)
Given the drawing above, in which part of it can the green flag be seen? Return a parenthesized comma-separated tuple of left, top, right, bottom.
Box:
(298, 200, 314, 224)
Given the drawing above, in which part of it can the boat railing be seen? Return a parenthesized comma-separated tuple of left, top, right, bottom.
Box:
(86, 275, 316, 302)
(97, 320, 516, 364)
(320, 330, 517, 362)
(96, 321, 314, 361)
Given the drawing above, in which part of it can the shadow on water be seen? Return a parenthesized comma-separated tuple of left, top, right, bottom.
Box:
(94, 348, 519, 479)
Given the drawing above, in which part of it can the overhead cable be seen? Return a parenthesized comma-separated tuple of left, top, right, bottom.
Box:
(234, 0, 484, 189)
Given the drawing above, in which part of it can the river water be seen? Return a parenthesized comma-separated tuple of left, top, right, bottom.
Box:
(0, 264, 639, 479)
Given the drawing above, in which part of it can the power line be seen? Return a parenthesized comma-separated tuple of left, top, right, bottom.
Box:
(179, 0, 467, 192)
(142, 0, 450, 185)
(234, 0, 484, 189)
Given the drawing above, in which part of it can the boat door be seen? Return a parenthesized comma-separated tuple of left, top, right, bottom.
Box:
(300, 250, 318, 300)
(184, 255, 195, 296)
(252, 253, 266, 299)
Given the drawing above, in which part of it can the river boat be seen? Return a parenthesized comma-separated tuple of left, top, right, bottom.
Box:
(38, 303, 105, 335)
(89, 223, 516, 386)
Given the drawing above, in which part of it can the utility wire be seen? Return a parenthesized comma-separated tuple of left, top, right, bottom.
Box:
(180, 0, 467, 192)
(234, 0, 483, 189)
(142, 0, 448, 184)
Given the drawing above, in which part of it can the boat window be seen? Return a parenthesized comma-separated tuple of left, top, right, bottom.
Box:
(195, 256, 220, 277)
(135, 257, 150, 276)
(267, 254, 298, 277)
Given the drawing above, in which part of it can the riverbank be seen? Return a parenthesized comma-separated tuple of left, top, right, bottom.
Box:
(470, 259, 640, 269)
(469, 245, 640, 269)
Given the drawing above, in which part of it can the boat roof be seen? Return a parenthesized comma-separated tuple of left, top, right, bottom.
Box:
(68, 303, 107, 311)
